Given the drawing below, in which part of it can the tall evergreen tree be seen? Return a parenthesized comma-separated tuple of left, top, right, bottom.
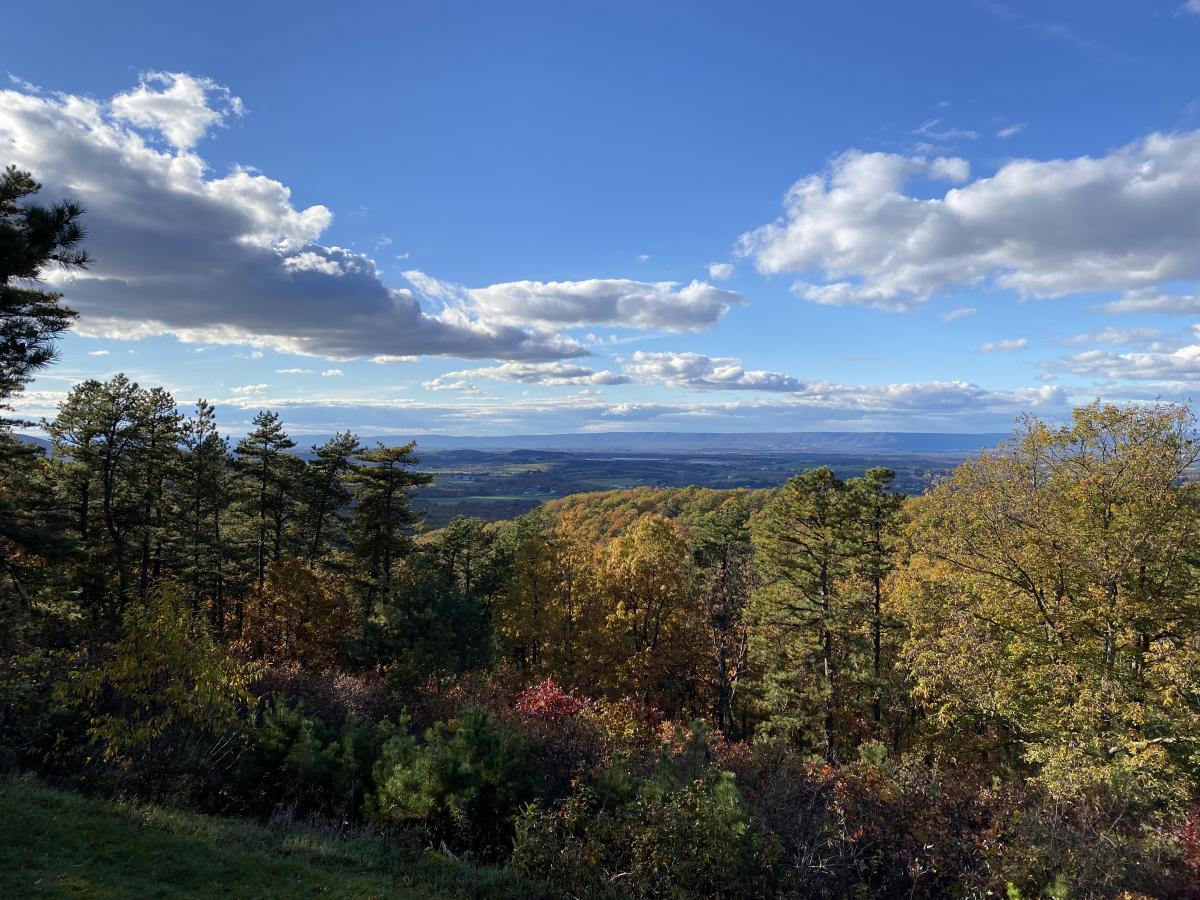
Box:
(693, 503, 757, 736)
(132, 387, 183, 602)
(233, 411, 297, 589)
(46, 376, 174, 622)
(433, 516, 496, 599)
(0, 166, 87, 638)
(297, 430, 360, 565)
(175, 400, 231, 627)
(348, 441, 430, 622)
(750, 466, 857, 757)
(0, 165, 86, 417)
(846, 467, 904, 732)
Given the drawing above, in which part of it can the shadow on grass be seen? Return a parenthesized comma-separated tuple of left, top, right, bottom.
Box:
(0, 775, 548, 899)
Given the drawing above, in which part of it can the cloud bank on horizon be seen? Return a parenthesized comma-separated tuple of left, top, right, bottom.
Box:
(4, 16, 1199, 437)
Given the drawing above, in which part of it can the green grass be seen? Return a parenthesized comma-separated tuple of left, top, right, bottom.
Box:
(0, 776, 549, 899)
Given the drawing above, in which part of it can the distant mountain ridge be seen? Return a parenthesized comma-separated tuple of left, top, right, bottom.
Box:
(13, 431, 1008, 455)
(388, 431, 1007, 454)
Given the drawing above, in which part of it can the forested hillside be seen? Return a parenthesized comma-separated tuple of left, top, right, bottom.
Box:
(5, 167, 1200, 897)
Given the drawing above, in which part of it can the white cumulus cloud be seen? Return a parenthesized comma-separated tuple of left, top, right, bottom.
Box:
(738, 132, 1200, 310)
(111, 72, 243, 151)
(623, 351, 804, 392)
(0, 76, 649, 363)
(405, 272, 745, 333)
(1052, 325, 1200, 381)
(424, 361, 630, 391)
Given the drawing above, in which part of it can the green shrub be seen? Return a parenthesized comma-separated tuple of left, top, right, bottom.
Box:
(368, 706, 541, 858)
(248, 698, 409, 819)
(513, 763, 777, 898)
(66, 589, 259, 801)
(0, 648, 92, 775)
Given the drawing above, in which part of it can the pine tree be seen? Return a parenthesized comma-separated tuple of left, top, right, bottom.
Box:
(348, 441, 430, 622)
(176, 400, 231, 627)
(845, 467, 904, 733)
(46, 376, 181, 623)
(0, 165, 86, 418)
(297, 430, 360, 564)
(432, 516, 496, 599)
(750, 466, 857, 757)
(233, 411, 297, 590)
(693, 503, 757, 736)
(133, 387, 183, 602)
(0, 167, 87, 636)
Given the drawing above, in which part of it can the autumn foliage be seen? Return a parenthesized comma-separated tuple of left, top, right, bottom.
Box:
(514, 678, 588, 720)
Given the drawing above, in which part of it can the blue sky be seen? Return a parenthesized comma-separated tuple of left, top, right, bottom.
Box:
(5, 0, 1200, 436)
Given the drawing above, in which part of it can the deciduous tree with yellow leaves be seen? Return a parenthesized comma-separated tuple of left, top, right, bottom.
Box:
(894, 402, 1200, 813)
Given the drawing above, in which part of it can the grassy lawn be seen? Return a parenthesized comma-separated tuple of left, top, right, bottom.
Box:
(0, 776, 548, 899)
